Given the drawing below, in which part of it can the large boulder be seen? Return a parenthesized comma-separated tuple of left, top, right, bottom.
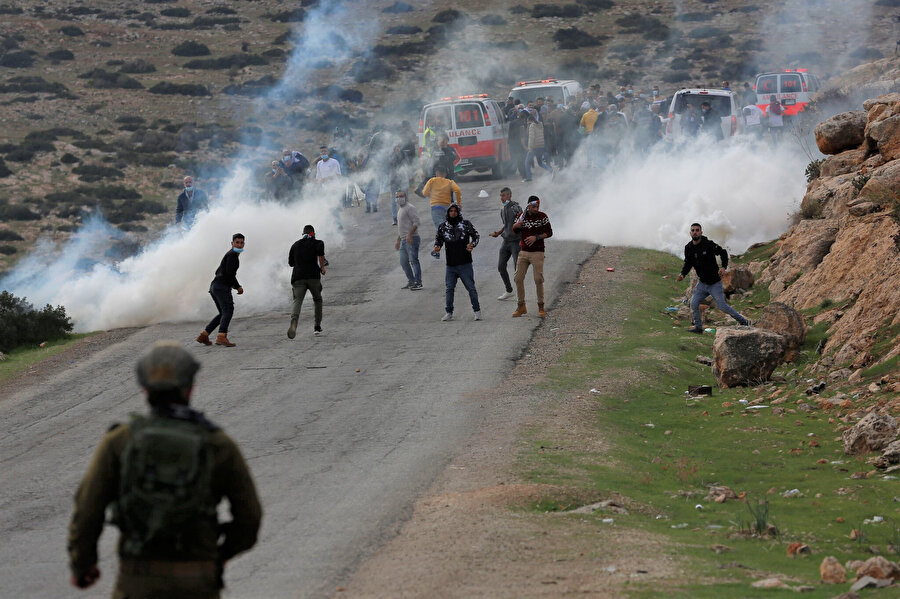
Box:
(820, 556, 846, 584)
(873, 438, 900, 469)
(721, 265, 754, 294)
(855, 556, 900, 582)
(819, 148, 866, 177)
(815, 111, 867, 155)
(863, 94, 900, 160)
(712, 328, 787, 388)
(754, 302, 807, 362)
(842, 411, 899, 455)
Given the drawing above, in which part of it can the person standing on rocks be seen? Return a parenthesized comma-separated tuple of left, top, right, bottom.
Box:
(676, 223, 750, 333)
(175, 175, 209, 229)
(197, 233, 245, 347)
(287, 224, 326, 338)
(511, 197, 552, 318)
(487, 187, 522, 301)
(433, 204, 481, 322)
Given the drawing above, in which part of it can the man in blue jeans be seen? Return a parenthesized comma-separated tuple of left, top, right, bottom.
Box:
(676, 223, 749, 333)
(197, 233, 244, 347)
(394, 190, 422, 290)
(433, 204, 481, 322)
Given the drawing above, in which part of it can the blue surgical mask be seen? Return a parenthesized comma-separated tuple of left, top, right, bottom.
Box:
(320, 153, 328, 160)
(653, 90, 659, 96)
(232, 247, 244, 253)
(184, 186, 193, 192)
(501, 199, 509, 206)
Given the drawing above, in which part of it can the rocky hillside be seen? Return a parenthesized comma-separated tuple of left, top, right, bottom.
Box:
(759, 68, 900, 375)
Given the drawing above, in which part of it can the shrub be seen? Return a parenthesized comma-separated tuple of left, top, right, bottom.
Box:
(5, 148, 34, 162)
(577, 0, 614, 9)
(0, 204, 41, 220)
(676, 12, 715, 21)
(0, 76, 70, 95)
(480, 14, 507, 26)
(351, 58, 396, 83)
(850, 47, 884, 60)
(662, 71, 691, 83)
(553, 27, 605, 49)
(183, 54, 268, 70)
(45, 191, 85, 204)
(0, 51, 35, 69)
(805, 159, 822, 183)
(669, 57, 692, 70)
(60, 152, 79, 164)
(117, 223, 148, 232)
(373, 41, 431, 57)
(191, 16, 240, 27)
(119, 58, 156, 73)
(267, 10, 305, 23)
(532, 4, 583, 18)
(0, 291, 74, 352)
(0, 244, 16, 254)
(433, 9, 466, 23)
(72, 164, 125, 182)
(171, 40, 210, 56)
(78, 69, 143, 90)
(221, 74, 277, 96)
(148, 82, 210, 96)
(262, 48, 284, 58)
(0, 228, 23, 240)
(160, 7, 190, 17)
(689, 26, 726, 38)
(386, 25, 422, 34)
(60, 25, 85, 36)
(206, 6, 236, 15)
(383, 2, 414, 13)
(0, 158, 11, 177)
(115, 115, 145, 125)
(609, 43, 643, 58)
(0, 5, 24, 15)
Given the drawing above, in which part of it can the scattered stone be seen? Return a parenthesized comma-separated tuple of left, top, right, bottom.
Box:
(874, 440, 900, 469)
(842, 411, 899, 455)
(696, 355, 714, 366)
(820, 556, 846, 583)
(711, 544, 731, 554)
(846, 560, 866, 571)
(705, 485, 737, 503)
(751, 577, 787, 589)
(849, 575, 893, 592)
(688, 384, 712, 395)
(721, 266, 754, 294)
(787, 542, 811, 556)
(848, 201, 881, 217)
(856, 555, 900, 581)
(754, 302, 807, 362)
(0, 351, 6, 362)
(868, 382, 881, 393)
(815, 110, 867, 154)
(782, 488, 803, 498)
(712, 328, 787, 388)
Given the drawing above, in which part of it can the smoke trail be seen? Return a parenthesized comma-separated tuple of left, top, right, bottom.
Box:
(551, 137, 808, 256)
(0, 1, 384, 333)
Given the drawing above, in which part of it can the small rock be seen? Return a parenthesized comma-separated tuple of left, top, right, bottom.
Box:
(705, 485, 737, 503)
(846, 559, 865, 571)
(787, 542, 811, 556)
(856, 555, 900, 581)
(820, 556, 846, 583)
(842, 411, 899, 455)
(711, 544, 731, 554)
(849, 575, 893, 592)
(751, 577, 788, 589)
(868, 382, 882, 393)
(0, 351, 6, 362)
(696, 355, 714, 366)
(782, 488, 803, 498)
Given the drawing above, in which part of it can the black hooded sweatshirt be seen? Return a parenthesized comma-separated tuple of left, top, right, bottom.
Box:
(434, 206, 479, 267)
(680, 236, 729, 285)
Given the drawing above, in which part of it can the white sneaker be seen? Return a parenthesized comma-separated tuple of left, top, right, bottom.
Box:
(441, 312, 453, 321)
(497, 291, 514, 301)
(474, 311, 482, 321)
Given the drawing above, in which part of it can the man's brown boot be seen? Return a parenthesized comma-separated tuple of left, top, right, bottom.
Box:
(512, 303, 527, 317)
(538, 303, 547, 318)
(196, 331, 212, 346)
(215, 333, 236, 347)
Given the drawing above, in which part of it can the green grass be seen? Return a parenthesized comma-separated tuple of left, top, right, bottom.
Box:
(519, 248, 899, 598)
(0, 333, 96, 383)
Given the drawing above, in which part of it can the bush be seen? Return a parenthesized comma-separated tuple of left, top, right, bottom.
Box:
(577, 0, 614, 9)
(45, 191, 85, 204)
(72, 164, 125, 182)
(117, 223, 148, 232)
(148, 82, 210, 96)
(383, 2, 414, 13)
(386, 25, 422, 34)
(553, 27, 605, 49)
(0, 51, 35, 68)
(191, 16, 240, 27)
(373, 41, 431, 57)
(221, 74, 277, 96)
(262, 48, 285, 58)
(0, 228, 23, 240)
(206, 6, 236, 15)
(662, 71, 691, 83)
(850, 47, 884, 60)
(0, 290, 74, 352)
(77, 69, 143, 90)
(805, 159, 822, 183)
(350, 58, 395, 83)
(5, 148, 34, 162)
(689, 26, 726, 38)
(183, 54, 268, 70)
(0, 204, 40, 220)
(119, 58, 156, 73)
(267, 10, 305, 23)
(0, 158, 11, 177)
(532, 4, 583, 18)
(0, 244, 16, 254)
(59, 152, 79, 164)
(676, 12, 715, 21)
(480, 14, 507, 26)
(60, 25, 85, 36)
(0, 5, 23, 15)
(0, 76, 70, 96)
(46, 49, 74, 60)
(160, 7, 190, 17)
(433, 9, 466, 23)
(171, 40, 210, 56)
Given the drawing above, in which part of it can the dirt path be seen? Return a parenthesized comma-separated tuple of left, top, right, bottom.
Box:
(340, 247, 682, 598)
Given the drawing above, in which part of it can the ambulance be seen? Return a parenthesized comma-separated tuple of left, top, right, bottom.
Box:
(753, 69, 820, 116)
(508, 78, 583, 107)
(418, 94, 510, 178)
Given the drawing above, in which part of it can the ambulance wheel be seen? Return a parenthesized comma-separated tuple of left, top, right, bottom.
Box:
(491, 162, 506, 179)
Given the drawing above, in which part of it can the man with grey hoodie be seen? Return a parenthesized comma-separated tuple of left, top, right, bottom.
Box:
(488, 187, 522, 301)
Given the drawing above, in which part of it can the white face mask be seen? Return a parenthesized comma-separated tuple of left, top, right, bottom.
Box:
(396, 196, 408, 207)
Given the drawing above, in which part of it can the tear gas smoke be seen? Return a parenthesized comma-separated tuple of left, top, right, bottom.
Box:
(552, 137, 808, 256)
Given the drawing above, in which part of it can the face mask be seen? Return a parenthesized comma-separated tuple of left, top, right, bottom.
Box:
(272, 168, 277, 174)
(320, 154, 328, 159)
(184, 186, 193, 192)
(501, 198, 509, 206)
(232, 247, 244, 253)
(653, 90, 659, 96)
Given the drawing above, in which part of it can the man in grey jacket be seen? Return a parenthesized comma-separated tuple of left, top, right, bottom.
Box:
(488, 187, 522, 300)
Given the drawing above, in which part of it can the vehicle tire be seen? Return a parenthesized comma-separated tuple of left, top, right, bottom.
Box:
(491, 161, 505, 180)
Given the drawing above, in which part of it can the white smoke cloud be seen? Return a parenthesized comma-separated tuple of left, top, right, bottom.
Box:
(551, 136, 808, 256)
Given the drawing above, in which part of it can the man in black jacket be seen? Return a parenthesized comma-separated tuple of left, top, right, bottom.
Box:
(676, 223, 749, 333)
(287, 225, 326, 338)
(197, 234, 244, 347)
(433, 204, 481, 322)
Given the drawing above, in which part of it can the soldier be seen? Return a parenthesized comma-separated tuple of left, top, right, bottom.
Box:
(68, 341, 262, 598)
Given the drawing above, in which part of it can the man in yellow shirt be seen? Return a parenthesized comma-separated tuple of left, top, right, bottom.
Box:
(419, 165, 461, 229)
(579, 106, 602, 133)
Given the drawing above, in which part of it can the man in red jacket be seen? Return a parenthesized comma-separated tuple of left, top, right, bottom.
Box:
(511, 196, 552, 318)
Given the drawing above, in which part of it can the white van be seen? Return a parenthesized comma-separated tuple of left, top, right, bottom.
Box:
(417, 94, 510, 178)
(665, 88, 741, 141)
(754, 69, 820, 116)
(508, 78, 583, 107)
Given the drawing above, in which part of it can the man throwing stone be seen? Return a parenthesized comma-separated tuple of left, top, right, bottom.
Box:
(433, 204, 481, 322)
(676, 222, 750, 333)
(487, 187, 522, 301)
(197, 233, 244, 347)
(511, 196, 552, 318)
(288, 224, 326, 338)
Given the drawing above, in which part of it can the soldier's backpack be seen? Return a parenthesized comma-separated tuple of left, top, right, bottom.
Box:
(112, 414, 217, 556)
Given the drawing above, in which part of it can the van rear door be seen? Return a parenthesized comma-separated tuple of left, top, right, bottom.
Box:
(450, 102, 487, 168)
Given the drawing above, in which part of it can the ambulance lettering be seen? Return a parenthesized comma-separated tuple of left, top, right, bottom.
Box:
(449, 129, 479, 138)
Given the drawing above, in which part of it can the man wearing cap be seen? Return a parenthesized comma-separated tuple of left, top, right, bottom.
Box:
(288, 224, 326, 338)
(68, 341, 262, 598)
(511, 196, 552, 318)
(487, 187, 522, 301)
(433, 204, 481, 322)
(197, 233, 244, 348)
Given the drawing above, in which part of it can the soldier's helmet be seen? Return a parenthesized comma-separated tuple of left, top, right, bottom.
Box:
(136, 341, 200, 392)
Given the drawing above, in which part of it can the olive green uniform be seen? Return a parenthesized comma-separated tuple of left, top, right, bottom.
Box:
(68, 418, 262, 599)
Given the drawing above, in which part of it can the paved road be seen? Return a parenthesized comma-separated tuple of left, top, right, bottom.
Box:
(0, 175, 594, 598)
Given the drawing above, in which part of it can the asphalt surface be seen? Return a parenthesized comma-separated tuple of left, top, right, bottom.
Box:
(0, 174, 595, 598)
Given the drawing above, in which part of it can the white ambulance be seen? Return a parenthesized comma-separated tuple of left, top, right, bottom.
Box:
(753, 69, 820, 116)
(508, 78, 583, 107)
(417, 94, 510, 178)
